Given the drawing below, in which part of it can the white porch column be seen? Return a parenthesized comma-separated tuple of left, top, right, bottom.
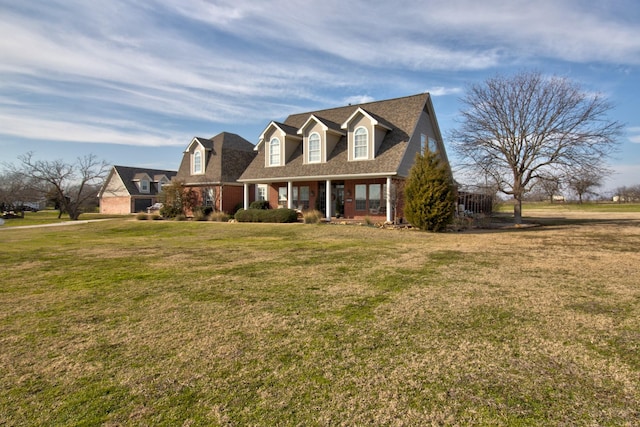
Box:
(287, 181, 293, 209)
(243, 183, 249, 210)
(386, 176, 392, 223)
(219, 185, 223, 213)
(325, 179, 332, 221)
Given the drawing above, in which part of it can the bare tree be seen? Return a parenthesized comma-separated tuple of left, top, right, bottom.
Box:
(11, 152, 109, 220)
(451, 71, 622, 223)
(566, 167, 605, 203)
(535, 174, 563, 203)
(0, 170, 39, 213)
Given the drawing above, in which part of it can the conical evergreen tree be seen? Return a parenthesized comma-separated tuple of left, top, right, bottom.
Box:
(404, 151, 456, 231)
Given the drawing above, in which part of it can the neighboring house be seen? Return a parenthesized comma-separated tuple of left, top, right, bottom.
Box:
(238, 93, 451, 222)
(98, 166, 177, 214)
(174, 132, 257, 214)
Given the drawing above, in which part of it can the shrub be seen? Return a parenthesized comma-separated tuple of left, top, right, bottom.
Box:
(135, 212, 148, 220)
(404, 151, 456, 232)
(210, 211, 230, 222)
(303, 210, 324, 224)
(249, 200, 270, 210)
(235, 208, 298, 223)
(174, 214, 187, 221)
(150, 214, 162, 220)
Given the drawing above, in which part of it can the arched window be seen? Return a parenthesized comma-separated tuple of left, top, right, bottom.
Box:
(354, 127, 368, 159)
(269, 137, 281, 166)
(308, 133, 320, 163)
(193, 151, 202, 174)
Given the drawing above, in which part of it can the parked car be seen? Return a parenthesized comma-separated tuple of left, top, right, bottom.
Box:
(147, 203, 163, 214)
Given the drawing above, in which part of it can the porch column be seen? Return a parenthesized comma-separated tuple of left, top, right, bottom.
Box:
(219, 185, 223, 213)
(287, 181, 293, 209)
(386, 176, 392, 223)
(243, 183, 249, 210)
(325, 179, 332, 221)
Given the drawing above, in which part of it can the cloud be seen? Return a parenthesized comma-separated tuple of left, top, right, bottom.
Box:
(1, 0, 639, 151)
(0, 112, 185, 147)
(628, 127, 640, 144)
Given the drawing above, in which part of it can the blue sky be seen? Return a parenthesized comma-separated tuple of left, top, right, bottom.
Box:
(1, 0, 639, 194)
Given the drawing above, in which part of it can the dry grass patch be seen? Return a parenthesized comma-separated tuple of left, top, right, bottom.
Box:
(1, 213, 639, 425)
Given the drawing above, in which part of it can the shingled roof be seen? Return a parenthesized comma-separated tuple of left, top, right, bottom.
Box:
(239, 93, 431, 182)
(175, 132, 256, 185)
(108, 166, 177, 196)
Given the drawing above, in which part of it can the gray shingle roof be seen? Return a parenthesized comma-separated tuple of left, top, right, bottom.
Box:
(112, 166, 177, 196)
(239, 93, 430, 182)
(175, 132, 256, 184)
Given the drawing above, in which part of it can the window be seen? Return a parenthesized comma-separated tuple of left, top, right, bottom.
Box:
(428, 137, 438, 153)
(355, 184, 366, 210)
(204, 188, 214, 207)
(140, 180, 149, 193)
(354, 127, 368, 159)
(257, 184, 268, 201)
(278, 187, 288, 207)
(421, 134, 427, 154)
(269, 137, 280, 166)
(308, 133, 320, 163)
(193, 151, 203, 174)
(369, 184, 381, 211)
(292, 186, 310, 210)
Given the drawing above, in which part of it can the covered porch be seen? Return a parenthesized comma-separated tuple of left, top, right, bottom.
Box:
(242, 176, 400, 223)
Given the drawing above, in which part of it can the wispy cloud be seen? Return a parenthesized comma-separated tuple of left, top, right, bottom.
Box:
(1, 0, 639, 151)
(628, 127, 640, 144)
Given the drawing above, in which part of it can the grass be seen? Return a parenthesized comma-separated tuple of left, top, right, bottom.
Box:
(1, 210, 639, 425)
(496, 201, 640, 213)
(0, 209, 123, 227)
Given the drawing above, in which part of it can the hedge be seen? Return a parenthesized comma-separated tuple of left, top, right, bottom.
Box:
(234, 208, 298, 223)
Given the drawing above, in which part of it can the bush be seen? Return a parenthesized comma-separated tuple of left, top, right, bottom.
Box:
(235, 208, 298, 223)
(404, 151, 456, 232)
(150, 214, 162, 220)
(302, 210, 324, 224)
(210, 211, 230, 222)
(135, 212, 148, 220)
(249, 200, 270, 210)
(174, 214, 187, 221)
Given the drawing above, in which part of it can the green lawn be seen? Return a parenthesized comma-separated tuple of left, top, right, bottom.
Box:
(495, 201, 640, 213)
(1, 215, 639, 425)
(0, 210, 124, 227)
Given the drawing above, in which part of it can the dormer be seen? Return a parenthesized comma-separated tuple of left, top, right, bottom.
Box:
(154, 174, 170, 192)
(184, 137, 209, 175)
(258, 121, 301, 167)
(341, 107, 392, 161)
(132, 173, 152, 193)
(297, 115, 345, 164)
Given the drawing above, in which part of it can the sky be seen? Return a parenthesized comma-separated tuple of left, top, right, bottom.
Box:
(1, 0, 639, 195)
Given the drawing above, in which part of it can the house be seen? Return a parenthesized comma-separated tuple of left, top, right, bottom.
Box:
(173, 132, 257, 214)
(98, 166, 177, 214)
(237, 93, 451, 222)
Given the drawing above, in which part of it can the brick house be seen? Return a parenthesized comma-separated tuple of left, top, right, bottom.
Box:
(174, 132, 257, 214)
(98, 166, 176, 214)
(238, 93, 451, 222)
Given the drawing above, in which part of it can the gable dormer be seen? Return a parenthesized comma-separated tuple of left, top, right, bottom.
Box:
(258, 121, 301, 167)
(154, 174, 170, 192)
(132, 173, 152, 193)
(341, 107, 392, 161)
(297, 115, 345, 164)
(184, 137, 210, 175)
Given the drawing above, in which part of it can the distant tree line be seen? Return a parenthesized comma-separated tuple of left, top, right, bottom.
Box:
(1, 152, 108, 220)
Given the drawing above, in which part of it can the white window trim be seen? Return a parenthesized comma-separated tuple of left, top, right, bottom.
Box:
(308, 132, 321, 163)
(192, 150, 204, 174)
(256, 184, 268, 201)
(353, 126, 368, 160)
(140, 179, 150, 193)
(269, 137, 281, 166)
